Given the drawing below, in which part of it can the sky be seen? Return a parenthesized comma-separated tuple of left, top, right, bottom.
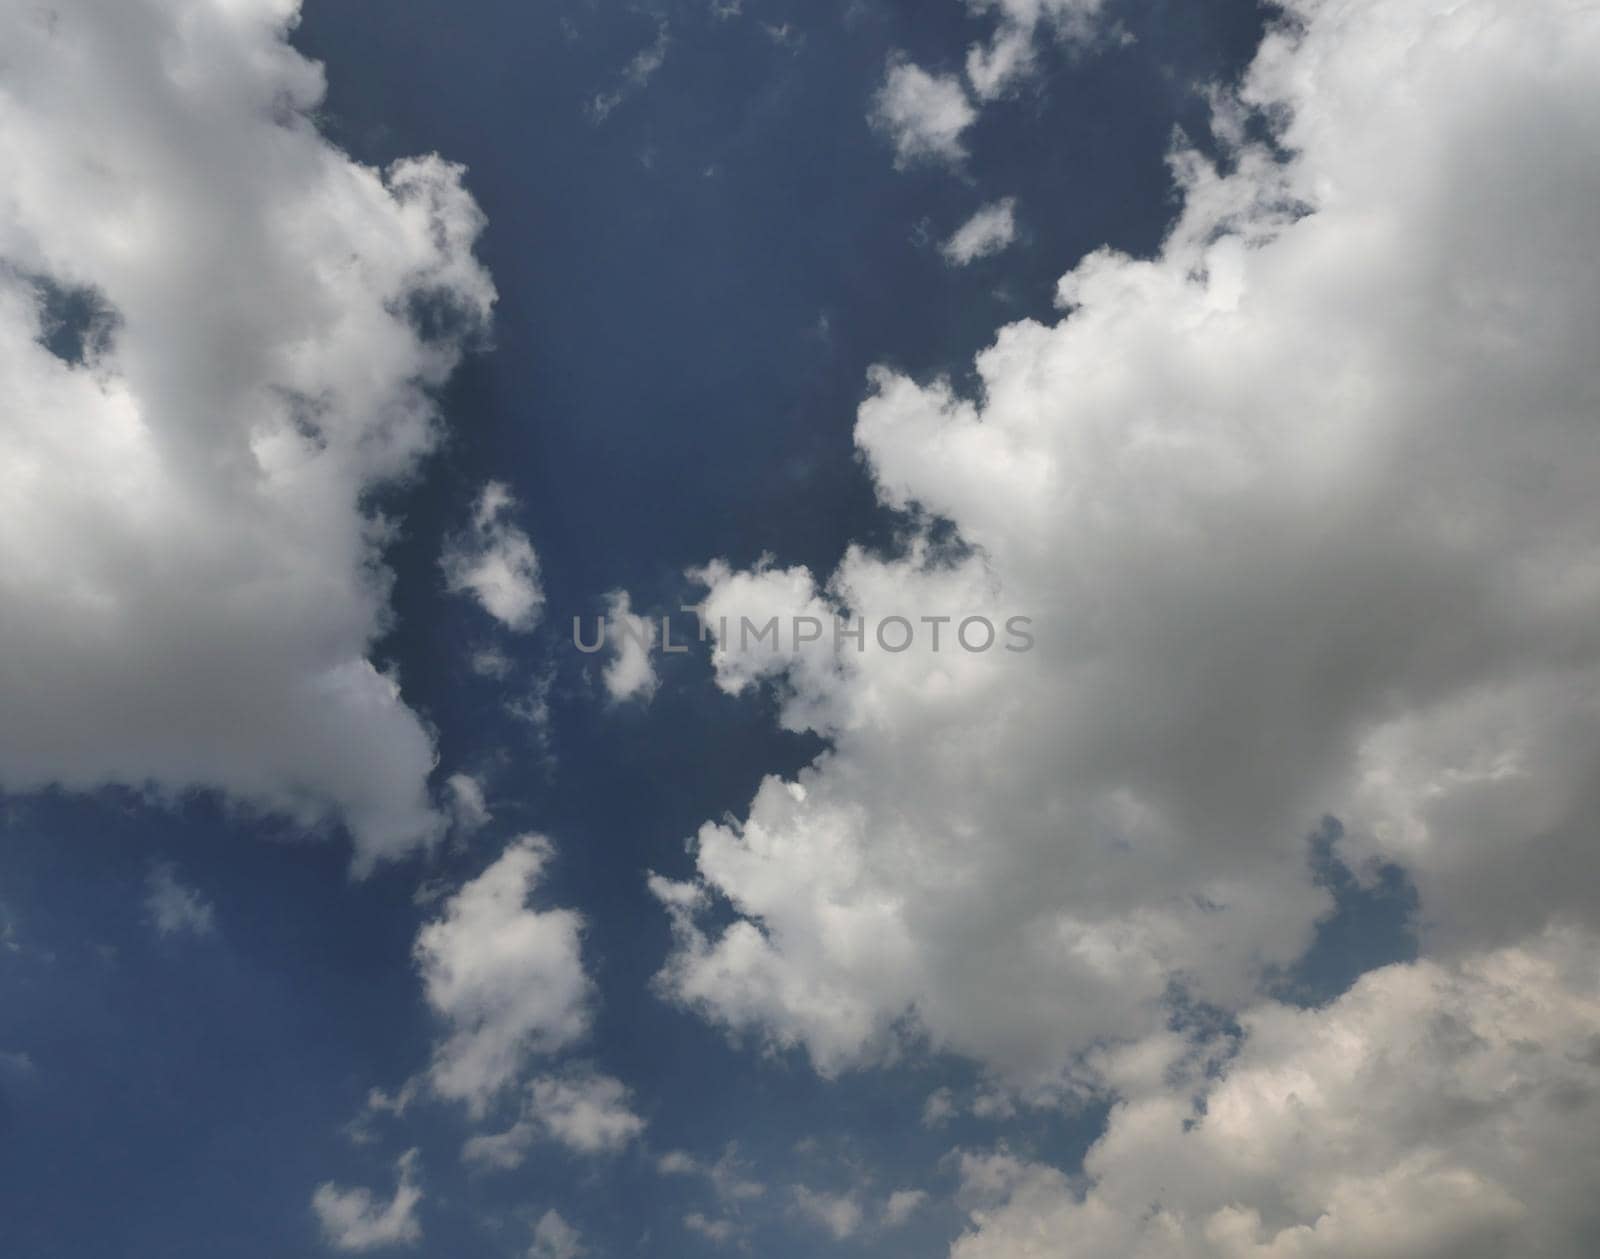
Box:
(2, 1, 1600, 1257)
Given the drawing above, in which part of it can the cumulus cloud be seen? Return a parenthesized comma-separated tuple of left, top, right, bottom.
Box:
(463, 1067, 645, 1166)
(883, 1188, 928, 1227)
(922, 1088, 958, 1128)
(941, 198, 1018, 265)
(870, 56, 978, 169)
(952, 929, 1600, 1259)
(443, 483, 544, 632)
(527, 1069, 645, 1153)
(683, 1212, 737, 1244)
(599, 590, 660, 704)
(312, 1150, 423, 1251)
(655, 1143, 767, 1223)
(964, 0, 1106, 100)
(792, 1186, 864, 1240)
(444, 772, 492, 834)
(415, 837, 592, 1115)
(144, 862, 215, 938)
(654, 0, 1600, 1097)
(658, 1149, 700, 1176)
(529, 1210, 584, 1259)
(0, 0, 494, 871)
(469, 645, 514, 679)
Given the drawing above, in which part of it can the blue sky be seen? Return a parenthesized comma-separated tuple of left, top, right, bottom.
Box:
(4, 2, 1600, 1257)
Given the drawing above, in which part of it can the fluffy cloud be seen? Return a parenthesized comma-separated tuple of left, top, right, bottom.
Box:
(312, 1150, 423, 1251)
(951, 930, 1600, 1258)
(870, 56, 978, 169)
(942, 198, 1018, 265)
(883, 1189, 928, 1228)
(655, 0, 1600, 1093)
(683, 1212, 737, 1244)
(656, 1143, 766, 1202)
(792, 1186, 864, 1240)
(463, 1067, 646, 1166)
(444, 772, 492, 834)
(144, 862, 216, 938)
(529, 1210, 584, 1259)
(0, 0, 494, 871)
(922, 1088, 958, 1128)
(443, 483, 544, 632)
(964, 0, 1106, 100)
(600, 590, 659, 704)
(415, 838, 592, 1115)
(527, 1069, 645, 1153)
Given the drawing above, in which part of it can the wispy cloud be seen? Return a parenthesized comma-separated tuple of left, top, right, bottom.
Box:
(589, 22, 671, 123)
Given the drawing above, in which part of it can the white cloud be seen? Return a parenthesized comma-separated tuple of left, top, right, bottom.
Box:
(0, 0, 493, 872)
(658, 1149, 700, 1176)
(921, 1088, 957, 1128)
(529, 1069, 645, 1153)
(312, 1150, 423, 1251)
(601, 590, 659, 704)
(469, 645, 514, 679)
(883, 1188, 928, 1227)
(951, 929, 1600, 1259)
(964, 0, 1106, 100)
(443, 483, 544, 632)
(654, 0, 1600, 1094)
(144, 862, 215, 938)
(589, 22, 671, 123)
(870, 56, 978, 169)
(415, 837, 592, 1115)
(463, 1068, 646, 1166)
(444, 772, 492, 834)
(792, 1186, 864, 1240)
(529, 1210, 584, 1259)
(683, 1212, 737, 1244)
(655, 1143, 766, 1203)
(941, 198, 1018, 265)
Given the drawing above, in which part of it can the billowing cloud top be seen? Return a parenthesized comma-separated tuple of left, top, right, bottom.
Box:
(0, 0, 494, 870)
(656, 0, 1600, 1100)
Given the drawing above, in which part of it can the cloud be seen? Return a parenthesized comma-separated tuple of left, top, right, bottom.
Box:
(658, 1149, 700, 1176)
(528, 1069, 645, 1153)
(529, 1210, 584, 1259)
(415, 838, 592, 1115)
(463, 1067, 646, 1166)
(791, 1186, 864, 1240)
(144, 862, 216, 938)
(469, 645, 514, 679)
(951, 929, 1600, 1259)
(601, 590, 659, 704)
(964, 0, 1106, 100)
(921, 1088, 957, 1128)
(443, 483, 544, 632)
(444, 772, 492, 834)
(589, 22, 671, 123)
(883, 1188, 928, 1227)
(312, 1150, 423, 1251)
(941, 198, 1018, 265)
(870, 55, 978, 169)
(683, 1212, 737, 1244)
(0, 0, 493, 872)
(653, 0, 1600, 1093)
(655, 1143, 767, 1209)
